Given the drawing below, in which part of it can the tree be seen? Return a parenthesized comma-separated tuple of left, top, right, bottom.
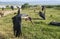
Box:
(21, 3, 30, 9)
(6, 5, 9, 8)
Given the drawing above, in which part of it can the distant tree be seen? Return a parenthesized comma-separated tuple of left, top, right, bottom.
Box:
(33, 5, 40, 10)
(34, 5, 40, 7)
(45, 5, 54, 8)
(6, 5, 9, 9)
(21, 3, 30, 9)
(55, 5, 60, 7)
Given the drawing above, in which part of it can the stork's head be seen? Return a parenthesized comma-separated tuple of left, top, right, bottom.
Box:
(17, 6, 22, 15)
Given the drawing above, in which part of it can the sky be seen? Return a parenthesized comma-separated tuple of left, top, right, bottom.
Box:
(0, 0, 60, 5)
(0, 0, 60, 2)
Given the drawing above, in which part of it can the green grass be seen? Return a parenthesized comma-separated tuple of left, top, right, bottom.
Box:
(0, 8, 60, 39)
(0, 8, 17, 11)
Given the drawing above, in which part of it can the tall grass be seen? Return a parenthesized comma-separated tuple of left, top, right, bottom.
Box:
(0, 8, 60, 39)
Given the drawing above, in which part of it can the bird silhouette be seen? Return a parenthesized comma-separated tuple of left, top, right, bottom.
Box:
(39, 11, 45, 20)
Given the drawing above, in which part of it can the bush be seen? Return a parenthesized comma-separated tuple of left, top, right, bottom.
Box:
(21, 3, 30, 9)
(45, 5, 54, 8)
(6, 5, 10, 9)
(6, 5, 9, 8)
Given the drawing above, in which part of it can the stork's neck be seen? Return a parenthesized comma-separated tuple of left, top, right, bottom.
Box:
(17, 8, 21, 15)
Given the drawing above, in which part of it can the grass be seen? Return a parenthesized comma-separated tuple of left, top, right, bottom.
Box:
(0, 7, 60, 39)
(0, 8, 17, 11)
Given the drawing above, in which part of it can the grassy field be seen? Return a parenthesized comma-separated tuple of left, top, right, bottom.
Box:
(0, 7, 60, 39)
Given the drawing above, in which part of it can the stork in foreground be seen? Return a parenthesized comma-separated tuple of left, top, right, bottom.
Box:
(12, 8, 22, 37)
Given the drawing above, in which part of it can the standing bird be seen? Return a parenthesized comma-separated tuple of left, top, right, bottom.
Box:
(11, 6, 14, 10)
(42, 6, 45, 11)
(41, 6, 46, 13)
(39, 11, 45, 20)
(12, 8, 22, 37)
(2, 7, 4, 11)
